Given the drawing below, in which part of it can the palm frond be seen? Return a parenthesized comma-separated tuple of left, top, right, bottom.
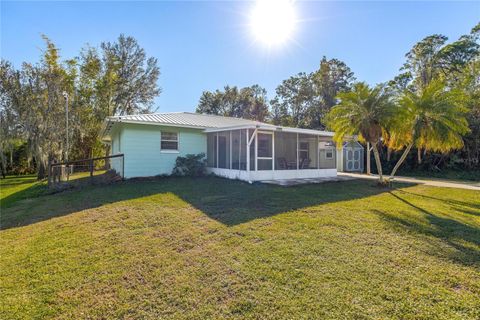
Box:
(394, 79, 470, 153)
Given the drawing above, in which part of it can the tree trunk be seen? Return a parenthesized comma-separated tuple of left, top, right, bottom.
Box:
(371, 143, 384, 183)
(36, 152, 49, 180)
(366, 142, 371, 175)
(0, 149, 7, 178)
(37, 162, 47, 180)
(387, 147, 392, 162)
(390, 142, 414, 178)
(417, 148, 422, 164)
(9, 145, 13, 167)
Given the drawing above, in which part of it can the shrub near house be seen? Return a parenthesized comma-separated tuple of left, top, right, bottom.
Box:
(172, 153, 207, 177)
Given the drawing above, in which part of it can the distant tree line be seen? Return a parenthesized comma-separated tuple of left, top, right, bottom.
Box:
(197, 85, 270, 122)
(0, 35, 160, 178)
(385, 24, 480, 173)
(197, 56, 355, 129)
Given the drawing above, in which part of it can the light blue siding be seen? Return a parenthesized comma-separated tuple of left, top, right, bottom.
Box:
(109, 126, 123, 174)
(110, 127, 122, 155)
(115, 123, 206, 178)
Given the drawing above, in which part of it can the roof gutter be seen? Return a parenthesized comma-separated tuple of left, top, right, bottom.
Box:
(203, 124, 271, 133)
(204, 124, 335, 136)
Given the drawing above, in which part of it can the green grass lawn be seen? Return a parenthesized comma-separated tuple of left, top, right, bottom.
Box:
(397, 168, 480, 183)
(0, 175, 47, 209)
(0, 176, 479, 319)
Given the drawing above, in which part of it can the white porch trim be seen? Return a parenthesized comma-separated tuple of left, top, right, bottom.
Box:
(207, 168, 337, 183)
(204, 124, 334, 137)
(207, 126, 339, 182)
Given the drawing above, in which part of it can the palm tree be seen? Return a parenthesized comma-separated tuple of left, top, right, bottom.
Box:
(327, 82, 395, 183)
(388, 80, 470, 178)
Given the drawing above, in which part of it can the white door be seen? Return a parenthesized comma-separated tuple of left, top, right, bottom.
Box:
(353, 150, 360, 170)
(346, 148, 360, 171)
(346, 149, 354, 171)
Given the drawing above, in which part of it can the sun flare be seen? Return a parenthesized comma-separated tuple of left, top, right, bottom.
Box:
(249, 0, 297, 47)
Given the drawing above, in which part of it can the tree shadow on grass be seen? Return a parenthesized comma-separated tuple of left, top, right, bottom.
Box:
(169, 179, 417, 226)
(1, 181, 36, 187)
(373, 192, 480, 267)
(0, 179, 47, 210)
(0, 173, 111, 211)
(395, 189, 480, 214)
(0, 175, 37, 185)
(1, 176, 407, 230)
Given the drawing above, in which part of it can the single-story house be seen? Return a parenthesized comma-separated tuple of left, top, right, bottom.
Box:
(101, 112, 362, 182)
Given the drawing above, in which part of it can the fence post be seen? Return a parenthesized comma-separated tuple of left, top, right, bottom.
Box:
(122, 155, 125, 179)
(48, 160, 52, 187)
(90, 158, 94, 183)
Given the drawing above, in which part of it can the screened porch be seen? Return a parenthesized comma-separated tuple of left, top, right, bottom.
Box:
(206, 127, 337, 182)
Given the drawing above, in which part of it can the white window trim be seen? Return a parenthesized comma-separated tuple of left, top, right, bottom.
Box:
(160, 131, 179, 152)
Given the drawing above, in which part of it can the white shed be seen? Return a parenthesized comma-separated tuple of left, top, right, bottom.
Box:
(336, 141, 364, 172)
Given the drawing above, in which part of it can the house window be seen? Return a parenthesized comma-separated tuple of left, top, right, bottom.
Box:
(325, 150, 333, 159)
(161, 132, 178, 151)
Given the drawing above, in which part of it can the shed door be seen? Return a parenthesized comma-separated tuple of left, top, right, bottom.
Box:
(353, 150, 360, 170)
(346, 148, 360, 171)
(346, 149, 354, 171)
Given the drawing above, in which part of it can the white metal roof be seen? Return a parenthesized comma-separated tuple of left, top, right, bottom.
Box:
(101, 112, 334, 140)
(107, 112, 264, 128)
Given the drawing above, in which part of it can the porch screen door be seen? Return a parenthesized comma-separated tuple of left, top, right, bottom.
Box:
(257, 132, 273, 170)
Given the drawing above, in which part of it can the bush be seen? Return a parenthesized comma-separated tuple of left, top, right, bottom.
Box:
(172, 153, 207, 177)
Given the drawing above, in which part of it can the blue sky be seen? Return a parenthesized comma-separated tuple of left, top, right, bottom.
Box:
(1, 1, 479, 113)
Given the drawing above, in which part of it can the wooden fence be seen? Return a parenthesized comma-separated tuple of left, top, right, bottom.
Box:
(48, 154, 124, 188)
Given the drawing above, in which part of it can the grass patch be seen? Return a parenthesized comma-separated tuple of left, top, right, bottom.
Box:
(398, 168, 480, 182)
(0, 175, 47, 209)
(0, 176, 479, 319)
